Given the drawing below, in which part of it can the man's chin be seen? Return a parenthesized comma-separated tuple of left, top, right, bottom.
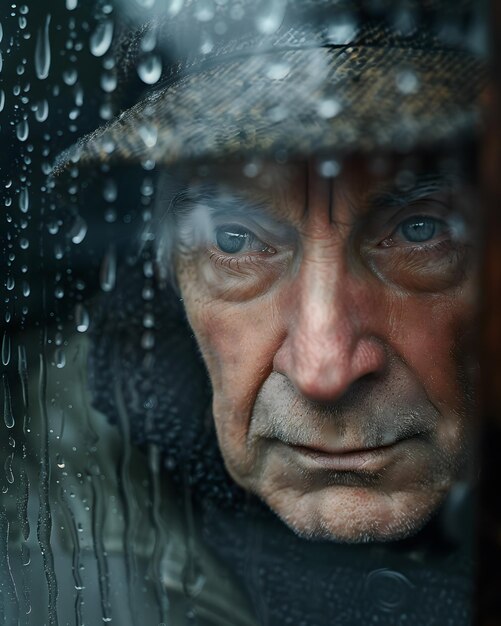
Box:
(260, 484, 442, 543)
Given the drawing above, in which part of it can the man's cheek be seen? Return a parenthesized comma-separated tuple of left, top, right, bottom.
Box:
(392, 292, 476, 415)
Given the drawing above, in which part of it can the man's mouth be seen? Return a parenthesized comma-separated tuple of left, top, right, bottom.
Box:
(286, 435, 422, 472)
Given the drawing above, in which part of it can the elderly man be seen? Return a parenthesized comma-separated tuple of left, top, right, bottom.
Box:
(54, 0, 486, 623)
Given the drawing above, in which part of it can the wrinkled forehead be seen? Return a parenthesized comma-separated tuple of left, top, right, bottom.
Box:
(173, 153, 468, 225)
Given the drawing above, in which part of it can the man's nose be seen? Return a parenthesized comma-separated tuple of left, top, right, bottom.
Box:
(273, 256, 387, 404)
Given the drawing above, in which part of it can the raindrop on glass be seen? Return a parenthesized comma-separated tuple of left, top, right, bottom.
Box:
(90, 20, 114, 58)
(63, 68, 78, 86)
(75, 304, 90, 333)
(35, 14, 51, 80)
(2, 332, 11, 366)
(3, 376, 14, 429)
(0, 90, 5, 113)
(140, 29, 157, 53)
(266, 62, 291, 80)
(143, 313, 155, 328)
(141, 331, 155, 350)
(103, 179, 117, 203)
(138, 124, 158, 148)
(35, 99, 49, 122)
(66, 0, 78, 10)
(55, 348, 66, 369)
(255, 0, 286, 34)
(4, 453, 14, 484)
(318, 159, 341, 178)
(395, 69, 420, 94)
(167, 0, 183, 15)
(69, 215, 87, 244)
(317, 98, 342, 119)
(19, 187, 29, 213)
(137, 54, 162, 85)
(16, 119, 29, 142)
(100, 71, 117, 93)
(100, 247, 117, 292)
(326, 15, 358, 45)
(194, 0, 215, 22)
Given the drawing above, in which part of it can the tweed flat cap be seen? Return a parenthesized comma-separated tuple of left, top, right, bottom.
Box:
(53, 0, 488, 173)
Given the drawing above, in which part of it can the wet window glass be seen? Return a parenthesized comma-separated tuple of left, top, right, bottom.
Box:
(0, 1, 491, 625)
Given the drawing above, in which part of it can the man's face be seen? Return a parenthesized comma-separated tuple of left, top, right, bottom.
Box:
(171, 156, 478, 542)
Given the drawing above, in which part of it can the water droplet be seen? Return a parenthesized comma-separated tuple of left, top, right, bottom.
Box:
(243, 161, 261, 178)
(266, 62, 291, 80)
(395, 69, 419, 94)
(137, 124, 158, 149)
(74, 86, 84, 108)
(75, 304, 90, 333)
(137, 54, 162, 85)
(22, 281, 30, 297)
(140, 29, 157, 53)
(16, 119, 29, 142)
(66, 0, 78, 10)
(141, 331, 155, 350)
(143, 313, 155, 328)
(56, 454, 65, 469)
(35, 14, 51, 80)
(104, 208, 117, 223)
(19, 238, 29, 250)
(100, 247, 116, 292)
(2, 332, 11, 366)
(6, 276, 15, 291)
(255, 0, 286, 34)
(18, 187, 29, 213)
(34, 98, 49, 122)
(326, 15, 358, 45)
(69, 215, 87, 244)
(4, 453, 14, 484)
(167, 0, 183, 16)
(199, 31, 214, 55)
(318, 159, 341, 178)
(316, 97, 342, 119)
(47, 220, 59, 235)
(0, 90, 5, 113)
(194, 0, 215, 22)
(55, 347, 66, 369)
(103, 179, 117, 203)
(54, 286, 64, 299)
(3, 376, 14, 428)
(90, 20, 114, 57)
(100, 70, 117, 93)
(62, 67, 78, 86)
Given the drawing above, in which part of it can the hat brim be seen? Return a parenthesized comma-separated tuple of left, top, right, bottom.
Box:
(53, 39, 486, 174)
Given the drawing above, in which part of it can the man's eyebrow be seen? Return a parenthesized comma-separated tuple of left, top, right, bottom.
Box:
(180, 183, 283, 223)
(369, 172, 460, 210)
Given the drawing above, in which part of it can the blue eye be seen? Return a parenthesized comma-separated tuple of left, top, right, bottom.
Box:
(398, 216, 445, 243)
(216, 225, 252, 254)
